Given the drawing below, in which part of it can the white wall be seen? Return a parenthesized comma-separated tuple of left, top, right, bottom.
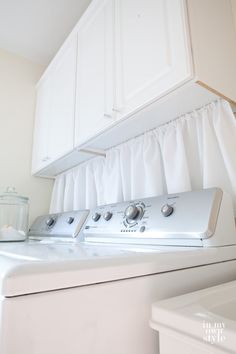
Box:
(0, 48, 53, 225)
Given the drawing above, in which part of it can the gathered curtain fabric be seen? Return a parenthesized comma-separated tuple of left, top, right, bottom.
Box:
(50, 99, 236, 214)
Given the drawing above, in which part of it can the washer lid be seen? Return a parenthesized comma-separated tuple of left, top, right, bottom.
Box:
(0, 242, 236, 297)
(150, 281, 236, 353)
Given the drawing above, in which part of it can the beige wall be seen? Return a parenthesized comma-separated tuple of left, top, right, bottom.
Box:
(0, 48, 53, 225)
(232, 0, 236, 30)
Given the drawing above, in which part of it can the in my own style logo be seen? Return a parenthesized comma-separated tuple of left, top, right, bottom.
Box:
(203, 321, 226, 345)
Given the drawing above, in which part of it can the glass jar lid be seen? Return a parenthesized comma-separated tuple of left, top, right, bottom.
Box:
(0, 187, 29, 204)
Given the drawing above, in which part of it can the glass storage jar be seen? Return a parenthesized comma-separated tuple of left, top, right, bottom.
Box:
(0, 187, 29, 241)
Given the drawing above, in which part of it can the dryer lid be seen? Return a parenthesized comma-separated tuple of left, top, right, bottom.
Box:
(0, 241, 236, 297)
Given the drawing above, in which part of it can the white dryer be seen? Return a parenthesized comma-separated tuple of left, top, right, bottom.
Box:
(0, 188, 236, 354)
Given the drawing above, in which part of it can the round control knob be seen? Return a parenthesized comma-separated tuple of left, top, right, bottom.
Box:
(125, 205, 140, 220)
(92, 213, 101, 222)
(67, 217, 74, 224)
(46, 217, 55, 228)
(103, 211, 113, 221)
(161, 204, 174, 217)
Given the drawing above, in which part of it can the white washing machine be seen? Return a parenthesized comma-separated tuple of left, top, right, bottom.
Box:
(0, 188, 236, 354)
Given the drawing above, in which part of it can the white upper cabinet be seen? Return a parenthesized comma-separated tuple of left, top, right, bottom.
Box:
(74, 0, 191, 143)
(32, 75, 52, 174)
(32, 35, 77, 174)
(48, 37, 77, 160)
(114, 0, 191, 117)
(75, 0, 114, 146)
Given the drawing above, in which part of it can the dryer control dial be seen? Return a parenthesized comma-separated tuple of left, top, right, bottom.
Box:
(67, 217, 74, 224)
(125, 205, 140, 220)
(92, 213, 101, 222)
(103, 212, 113, 221)
(46, 217, 56, 228)
(161, 204, 174, 217)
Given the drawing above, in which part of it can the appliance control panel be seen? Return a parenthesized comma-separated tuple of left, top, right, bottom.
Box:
(82, 188, 223, 245)
(28, 210, 89, 240)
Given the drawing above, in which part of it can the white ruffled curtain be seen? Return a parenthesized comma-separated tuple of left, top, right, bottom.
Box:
(50, 99, 236, 213)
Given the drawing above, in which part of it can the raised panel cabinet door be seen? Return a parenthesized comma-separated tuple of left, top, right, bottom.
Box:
(115, 0, 192, 118)
(75, 0, 114, 146)
(48, 36, 77, 160)
(31, 77, 52, 174)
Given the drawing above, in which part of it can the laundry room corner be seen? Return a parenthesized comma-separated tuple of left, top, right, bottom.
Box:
(0, 48, 53, 224)
(1, 1, 236, 354)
